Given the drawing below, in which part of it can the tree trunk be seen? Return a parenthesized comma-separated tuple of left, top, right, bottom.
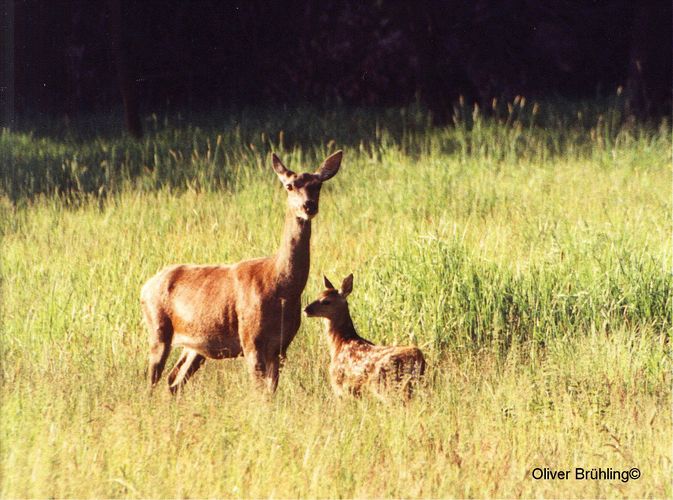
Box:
(1, 0, 15, 129)
(625, 1, 672, 119)
(107, 0, 142, 138)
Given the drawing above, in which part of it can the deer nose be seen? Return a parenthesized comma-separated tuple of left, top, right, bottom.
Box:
(303, 304, 314, 315)
(303, 201, 317, 214)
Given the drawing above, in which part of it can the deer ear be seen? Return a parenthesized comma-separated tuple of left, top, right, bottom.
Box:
(315, 150, 342, 181)
(272, 154, 294, 183)
(340, 273, 353, 298)
(323, 275, 335, 290)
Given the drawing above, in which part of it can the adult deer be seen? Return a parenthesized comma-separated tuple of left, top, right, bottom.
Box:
(140, 151, 343, 393)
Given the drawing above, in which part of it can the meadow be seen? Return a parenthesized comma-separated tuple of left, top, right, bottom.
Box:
(1, 100, 671, 498)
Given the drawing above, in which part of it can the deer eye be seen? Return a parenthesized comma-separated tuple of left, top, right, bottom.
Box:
(321, 300, 331, 305)
(285, 184, 294, 191)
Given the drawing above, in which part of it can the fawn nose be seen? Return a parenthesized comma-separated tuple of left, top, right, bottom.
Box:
(303, 304, 314, 315)
(303, 201, 317, 215)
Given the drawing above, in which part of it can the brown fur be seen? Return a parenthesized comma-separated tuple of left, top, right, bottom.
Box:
(141, 151, 343, 393)
(304, 274, 426, 400)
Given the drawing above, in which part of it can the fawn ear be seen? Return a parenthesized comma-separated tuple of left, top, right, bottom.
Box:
(323, 275, 335, 290)
(315, 150, 342, 181)
(272, 154, 295, 183)
(340, 273, 353, 298)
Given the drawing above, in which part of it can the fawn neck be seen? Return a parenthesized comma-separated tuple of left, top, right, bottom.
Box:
(324, 307, 361, 358)
(275, 208, 311, 294)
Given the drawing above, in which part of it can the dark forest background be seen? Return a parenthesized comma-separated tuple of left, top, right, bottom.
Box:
(4, 0, 672, 136)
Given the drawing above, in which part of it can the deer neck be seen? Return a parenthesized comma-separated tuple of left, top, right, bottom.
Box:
(275, 208, 311, 294)
(324, 310, 360, 359)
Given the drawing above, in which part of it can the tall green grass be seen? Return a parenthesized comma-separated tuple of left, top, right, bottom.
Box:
(1, 101, 671, 497)
(3, 98, 666, 201)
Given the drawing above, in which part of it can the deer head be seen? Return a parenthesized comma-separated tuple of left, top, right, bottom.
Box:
(303, 273, 353, 319)
(272, 151, 342, 220)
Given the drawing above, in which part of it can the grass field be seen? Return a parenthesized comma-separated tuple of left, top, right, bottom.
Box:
(1, 101, 671, 498)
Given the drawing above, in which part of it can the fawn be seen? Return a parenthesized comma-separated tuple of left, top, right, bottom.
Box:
(304, 274, 426, 400)
(140, 151, 343, 393)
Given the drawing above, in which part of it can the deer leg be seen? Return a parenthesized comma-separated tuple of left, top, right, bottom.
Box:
(142, 299, 173, 387)
(167, 349, 189, 387)
(264, 356, 280, 393)
(168, 349, 205, 394)
(244, 350, 267, 392)
(149, 340, 172, 387)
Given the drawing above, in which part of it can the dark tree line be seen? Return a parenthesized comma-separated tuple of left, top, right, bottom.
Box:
(7, 0, 672, 135)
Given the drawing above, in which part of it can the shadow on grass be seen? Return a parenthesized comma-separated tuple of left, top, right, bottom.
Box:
(1, 99, 666, 203)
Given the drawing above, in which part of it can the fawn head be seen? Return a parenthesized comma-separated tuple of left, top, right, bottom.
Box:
(272, 150, 342, 220)
(304, 274, 353, 319)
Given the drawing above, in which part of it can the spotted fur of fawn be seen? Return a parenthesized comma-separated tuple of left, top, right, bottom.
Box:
(304, 274, 426, 400)
(140, 151, 343, 394)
